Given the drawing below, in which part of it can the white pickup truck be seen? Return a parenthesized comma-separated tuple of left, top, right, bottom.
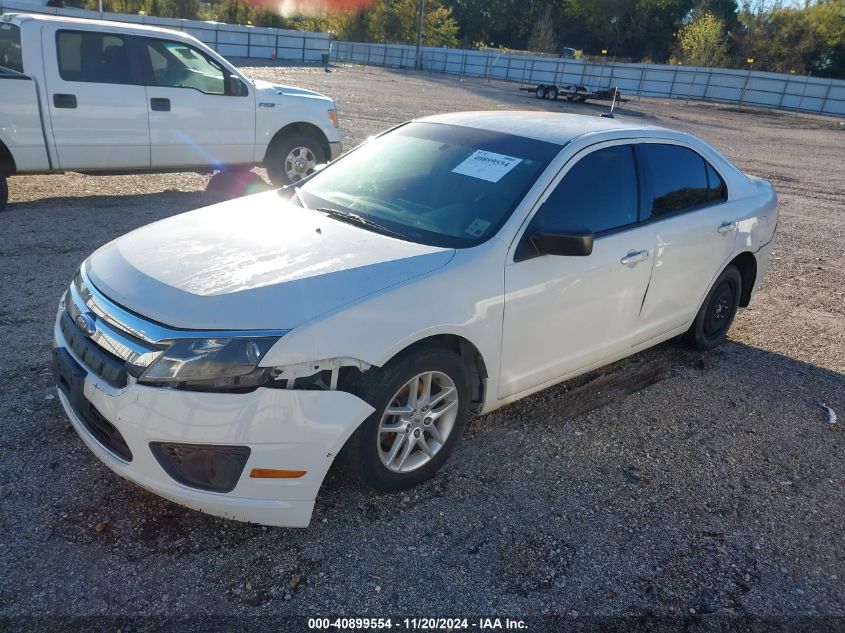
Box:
(0, 12, 342, 211)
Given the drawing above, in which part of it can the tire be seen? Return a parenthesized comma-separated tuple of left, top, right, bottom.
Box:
(535, 85, 547, 99)
(546, 86, 559, 100)
(683, 265, 742, 351)
(265, 134, 326, 187)
(0, 174, 7, 213)
(341, 346, 471, 492)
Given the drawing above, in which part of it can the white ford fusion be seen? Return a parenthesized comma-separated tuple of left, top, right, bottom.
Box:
(53, 112, 777, 527)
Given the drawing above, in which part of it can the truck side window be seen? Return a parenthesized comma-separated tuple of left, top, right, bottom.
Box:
(0, 23, 23, 73)
(144, 39, 225, 95)
(56, 30, 133, 85)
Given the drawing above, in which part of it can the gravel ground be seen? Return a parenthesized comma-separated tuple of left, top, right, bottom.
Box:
(1, 62, 843, 631)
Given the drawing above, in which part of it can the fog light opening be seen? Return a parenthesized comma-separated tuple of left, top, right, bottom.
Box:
(150, 443, 251, 493)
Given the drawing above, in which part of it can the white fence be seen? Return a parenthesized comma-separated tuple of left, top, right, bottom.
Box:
(3, 1, 844, 117)
(332, 42, 845, 118)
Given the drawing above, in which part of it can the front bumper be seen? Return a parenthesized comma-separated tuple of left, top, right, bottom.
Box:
(328, 141, 343, 161)
(54, 316, 374, 527)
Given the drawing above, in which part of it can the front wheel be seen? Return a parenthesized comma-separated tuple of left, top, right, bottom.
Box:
(341, 347, 471, 492)
(265, 134, 326, 187)
(0, 174, 8, 212)
(683, 265, 742, 350)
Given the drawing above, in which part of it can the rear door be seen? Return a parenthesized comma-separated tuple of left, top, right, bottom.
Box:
(634, 142, 738, 339)
(41, 25, 150, 170)
(140, 37, 255, 167)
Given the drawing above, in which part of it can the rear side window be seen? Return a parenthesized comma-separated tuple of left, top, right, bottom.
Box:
(57, 30, 134, 84)
(639, 144, 725, 217)
(706, 162, 727, 202)
(540, 145, 639, 234)
(0, 23, 23, 73)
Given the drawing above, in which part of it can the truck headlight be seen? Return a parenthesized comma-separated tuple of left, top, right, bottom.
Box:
(139, 337, 280, 391)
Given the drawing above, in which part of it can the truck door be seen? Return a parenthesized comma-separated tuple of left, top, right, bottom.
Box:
(140, 37, 255, 167)
(41, 25, 150, 170)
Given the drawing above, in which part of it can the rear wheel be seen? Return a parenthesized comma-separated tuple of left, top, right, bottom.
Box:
(0, 174, 7, 212)
(265, 134, 326, 187)
(341, 347, 471, 491)
(546, 86, 559, 100)
(535, 85, 547, 99)
(683, 265, 742, 350)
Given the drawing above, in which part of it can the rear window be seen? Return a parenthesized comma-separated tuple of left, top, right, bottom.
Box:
(56, 30, 135, 85)
(0, 23, 23, 73)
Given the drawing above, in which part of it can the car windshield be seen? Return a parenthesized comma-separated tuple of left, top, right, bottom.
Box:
(295, 122, 562, 248)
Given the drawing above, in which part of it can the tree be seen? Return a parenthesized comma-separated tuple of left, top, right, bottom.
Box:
(672, 11, 730, 66)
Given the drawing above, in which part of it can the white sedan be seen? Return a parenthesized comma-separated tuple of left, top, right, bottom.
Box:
(53, 112, 778, 527)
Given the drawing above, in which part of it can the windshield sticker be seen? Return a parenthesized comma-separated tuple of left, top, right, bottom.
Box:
(465, 218, 492, 238)
(451, 150, 522, 183)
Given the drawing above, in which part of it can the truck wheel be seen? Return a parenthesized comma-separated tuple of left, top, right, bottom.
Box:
(534, 85, 547, 99)
(0, 175, 7, 212)
(266, 135, 326, 187)
(546, 86, 559, 100)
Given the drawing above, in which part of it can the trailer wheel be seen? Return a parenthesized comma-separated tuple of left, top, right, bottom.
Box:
(0, 175, 8, 213)
(546, 86, 559, 100)
(535, 85, 547, 99)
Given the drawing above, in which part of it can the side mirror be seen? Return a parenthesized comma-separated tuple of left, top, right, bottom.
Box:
(527, 224, 594, 258)
(228, 75, 248, 96)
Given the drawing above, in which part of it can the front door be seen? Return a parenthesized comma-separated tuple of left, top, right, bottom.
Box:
(140, 37, 255, 167)
(499, 143, 655, 399)
(42, 25, 150, 170)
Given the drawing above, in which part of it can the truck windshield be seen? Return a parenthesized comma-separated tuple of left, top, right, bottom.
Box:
(0, 23, 23, 73)
(296, 122, 562, 248)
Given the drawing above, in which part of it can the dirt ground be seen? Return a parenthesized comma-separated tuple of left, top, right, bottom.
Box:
(1, 62, 843, 631)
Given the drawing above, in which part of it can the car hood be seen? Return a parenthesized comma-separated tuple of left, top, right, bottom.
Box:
(86, 191, 454, 331)
(253, 79, 333, 104)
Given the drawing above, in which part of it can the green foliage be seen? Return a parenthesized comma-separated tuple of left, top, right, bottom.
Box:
(671, 11, 730, 67)
(82, 0, 844, 78)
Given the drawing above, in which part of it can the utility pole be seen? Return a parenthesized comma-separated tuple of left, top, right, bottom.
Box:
(415, 0, 425, 70)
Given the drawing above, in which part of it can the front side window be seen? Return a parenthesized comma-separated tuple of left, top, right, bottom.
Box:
(639, 144, 718, 217)
(0, 23, 23, 73)
(536, 144, 639, 235)
(57, 30, 133, 84)
(297, 122, 561, 248)
(144, 38, 225, 95)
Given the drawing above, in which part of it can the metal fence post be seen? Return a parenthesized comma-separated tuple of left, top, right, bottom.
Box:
(738, 69, 751, 111)
(483, 53, 491, 83)
(667, 68, 678, 99)
(701, 69, 712, 103)
(635, 66, 645, 101)
(820, 81, 833, 114)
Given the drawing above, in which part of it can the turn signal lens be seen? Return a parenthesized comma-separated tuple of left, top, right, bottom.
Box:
(328, 108, 339, 128)
(250, 468, 306, 479)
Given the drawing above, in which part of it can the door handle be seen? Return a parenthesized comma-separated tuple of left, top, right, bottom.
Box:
(150, 98, 171, 112)
(717, 221, 737, 234)
(620, 250, 650, 266)
(53, 93, 77, 108)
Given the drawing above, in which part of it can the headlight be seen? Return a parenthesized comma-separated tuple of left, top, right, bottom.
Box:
(139, 337, 280, 391)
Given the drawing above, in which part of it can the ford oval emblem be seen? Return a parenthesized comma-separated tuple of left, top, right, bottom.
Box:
(75, 313, 96, 337)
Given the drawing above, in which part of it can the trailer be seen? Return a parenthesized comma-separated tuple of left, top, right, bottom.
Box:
(521, 84, 625, 103)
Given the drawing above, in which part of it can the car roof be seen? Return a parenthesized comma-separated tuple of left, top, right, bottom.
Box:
(417, 111, 670, 146)
(5, 12, 197, 40)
